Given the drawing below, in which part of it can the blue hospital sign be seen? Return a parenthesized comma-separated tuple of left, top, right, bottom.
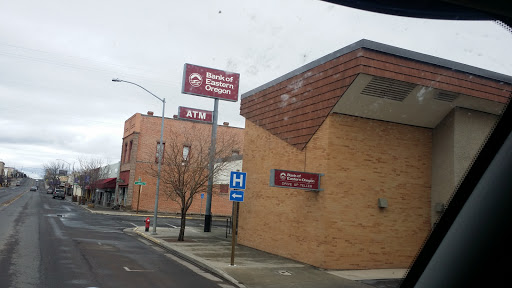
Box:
(229, 171, 247, 190)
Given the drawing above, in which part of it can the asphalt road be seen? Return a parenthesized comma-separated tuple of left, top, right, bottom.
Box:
(0, 179, 235, 288)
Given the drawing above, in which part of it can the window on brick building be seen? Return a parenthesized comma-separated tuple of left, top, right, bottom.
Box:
(183, 145, 191, 161)
(127, 140, 133, 163)
(219, 184, 228, 195)
(123, 142, 128, 163)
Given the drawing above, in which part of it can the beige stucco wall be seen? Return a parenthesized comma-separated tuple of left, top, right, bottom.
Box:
(431, 108, 497, 225)
(238, 114, 432, 269)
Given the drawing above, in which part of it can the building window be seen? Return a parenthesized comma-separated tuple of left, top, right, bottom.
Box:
(183, 145, 191, 162)
(123, 142, 128, 163)
(155, 142, 165, 163)
(219, 184, 228, 194)
(127, 140, 133, 163)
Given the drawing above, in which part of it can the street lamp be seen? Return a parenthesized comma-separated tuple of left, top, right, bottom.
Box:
(112, 78, 165, 235)
(56, 159, 71, 174)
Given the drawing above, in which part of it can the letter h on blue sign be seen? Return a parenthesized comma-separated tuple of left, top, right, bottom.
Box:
(229, 171, 246, 190)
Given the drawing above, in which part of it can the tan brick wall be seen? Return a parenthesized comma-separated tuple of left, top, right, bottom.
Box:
(121, 114, 243, 216)
(238, 114, 432, 269)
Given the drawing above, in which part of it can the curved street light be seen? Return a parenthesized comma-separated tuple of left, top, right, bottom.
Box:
(112, 78, 165, 235)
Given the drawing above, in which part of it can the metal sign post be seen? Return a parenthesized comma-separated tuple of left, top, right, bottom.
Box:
(182, 63, 240, 233)
(228, 171, 247, 266)
(230, 201, 239, 266)
(200, 193, 204, 216)
(134, 178, 146, 214)
(204, 98, 219, 232)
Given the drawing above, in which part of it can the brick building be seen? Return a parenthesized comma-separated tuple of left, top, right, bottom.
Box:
(117, 112, 244, 216)
(238, 39, 512, 269)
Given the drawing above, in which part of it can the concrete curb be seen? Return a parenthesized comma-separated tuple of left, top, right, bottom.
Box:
(128, 227, 246, 288)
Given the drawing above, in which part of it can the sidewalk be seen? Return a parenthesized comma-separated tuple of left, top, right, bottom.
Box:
(74, 200, 406, 288)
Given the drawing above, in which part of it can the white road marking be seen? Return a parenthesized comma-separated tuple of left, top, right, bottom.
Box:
(129, 222, 137, 227)
(166, 223, 179, 229)
(123, 266, 152, 272)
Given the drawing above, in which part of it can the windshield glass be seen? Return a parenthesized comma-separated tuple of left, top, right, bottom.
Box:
(0, 1, 510, 288)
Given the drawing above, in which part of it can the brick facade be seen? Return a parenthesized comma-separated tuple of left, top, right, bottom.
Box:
(238, 115, 432, 269)
(237, 40, 511, 270)
(119, 113, 244, 216)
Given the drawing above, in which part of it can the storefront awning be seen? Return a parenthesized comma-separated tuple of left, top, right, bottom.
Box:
(94, 177, 117, 189)
(118, 171, 130, 187)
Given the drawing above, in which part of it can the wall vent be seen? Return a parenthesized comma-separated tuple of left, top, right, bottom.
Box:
(361, 76, 416, 102)
(434, 91, 458, 102)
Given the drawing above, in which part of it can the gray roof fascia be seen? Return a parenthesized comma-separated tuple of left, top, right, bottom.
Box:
(241, 39, 512, 99)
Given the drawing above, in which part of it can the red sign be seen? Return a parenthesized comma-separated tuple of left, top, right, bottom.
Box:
(270, 169, 323, 191)
(182, 63, 240, 102)
(178, 106, 213, 123)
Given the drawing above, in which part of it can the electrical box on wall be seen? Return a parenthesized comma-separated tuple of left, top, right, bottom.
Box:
(435, 202, 445, 212)
(378, 198, 388, 208)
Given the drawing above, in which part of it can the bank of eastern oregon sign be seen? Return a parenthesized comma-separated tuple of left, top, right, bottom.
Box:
(182, 63, 240, 102)
(269, 169, 323, 191)
(178, 106, 213, 123)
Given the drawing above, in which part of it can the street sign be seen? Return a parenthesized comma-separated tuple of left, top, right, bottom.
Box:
(201, 193, 204, 199)
(134, 181, 146, 186)
(229, 171, 247, 190)
(182, 63, 240, 102)
(229, 190, 245, 202)
(269, 169, 323, 191)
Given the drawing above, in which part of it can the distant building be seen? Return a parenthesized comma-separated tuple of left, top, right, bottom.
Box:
(0, 161, 4, 186)
(238, 39, 512, 270)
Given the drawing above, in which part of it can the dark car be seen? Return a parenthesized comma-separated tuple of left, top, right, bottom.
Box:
(53, 189, 65, 199)
(30, 186, 37, 191)
(47, 188, 53, 194)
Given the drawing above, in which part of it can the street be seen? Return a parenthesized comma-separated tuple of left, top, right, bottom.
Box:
(0, 179, 235, 288)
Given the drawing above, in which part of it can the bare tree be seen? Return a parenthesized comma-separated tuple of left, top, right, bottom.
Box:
(147, 124, 242, 241)
(43, 161, 66, 191)
(75, 156, 110, 204)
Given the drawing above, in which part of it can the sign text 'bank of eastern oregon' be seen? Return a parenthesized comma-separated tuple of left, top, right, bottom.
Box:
(182, 63, 240, 102)
(269, 169, 323, 191)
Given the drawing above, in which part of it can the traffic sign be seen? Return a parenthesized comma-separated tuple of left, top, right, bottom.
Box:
(134, 181, 146, 186)
(229, 171, 247, 190)
(201, 193, 204, 199)
(229, 190, 245, 202)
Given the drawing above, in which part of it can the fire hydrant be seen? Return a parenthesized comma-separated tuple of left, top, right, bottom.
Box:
(144, 217, 150, 232)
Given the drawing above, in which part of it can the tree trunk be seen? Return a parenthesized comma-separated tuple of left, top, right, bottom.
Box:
(178, 208, 187, 241)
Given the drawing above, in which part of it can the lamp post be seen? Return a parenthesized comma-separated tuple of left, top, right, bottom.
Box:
(112, 78, 165, 235)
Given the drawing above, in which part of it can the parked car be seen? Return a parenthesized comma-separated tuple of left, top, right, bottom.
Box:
(47, 188, 53, 194)
(16, 181, 20, 186)
(53, 189, 65, 199)
(30, 186, 37, 191)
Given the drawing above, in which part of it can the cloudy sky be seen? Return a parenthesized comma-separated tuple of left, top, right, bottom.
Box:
(1, 0, 511, 178)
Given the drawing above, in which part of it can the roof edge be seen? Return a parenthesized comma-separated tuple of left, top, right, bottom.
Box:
(242, 39, 512, 99)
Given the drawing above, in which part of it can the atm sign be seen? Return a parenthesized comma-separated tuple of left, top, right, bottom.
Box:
(178, 106, 213, 123)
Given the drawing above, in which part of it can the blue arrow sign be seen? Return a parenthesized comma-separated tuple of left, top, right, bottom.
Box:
(229, 190, 245, 202)
(229, 171, 247, 190)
